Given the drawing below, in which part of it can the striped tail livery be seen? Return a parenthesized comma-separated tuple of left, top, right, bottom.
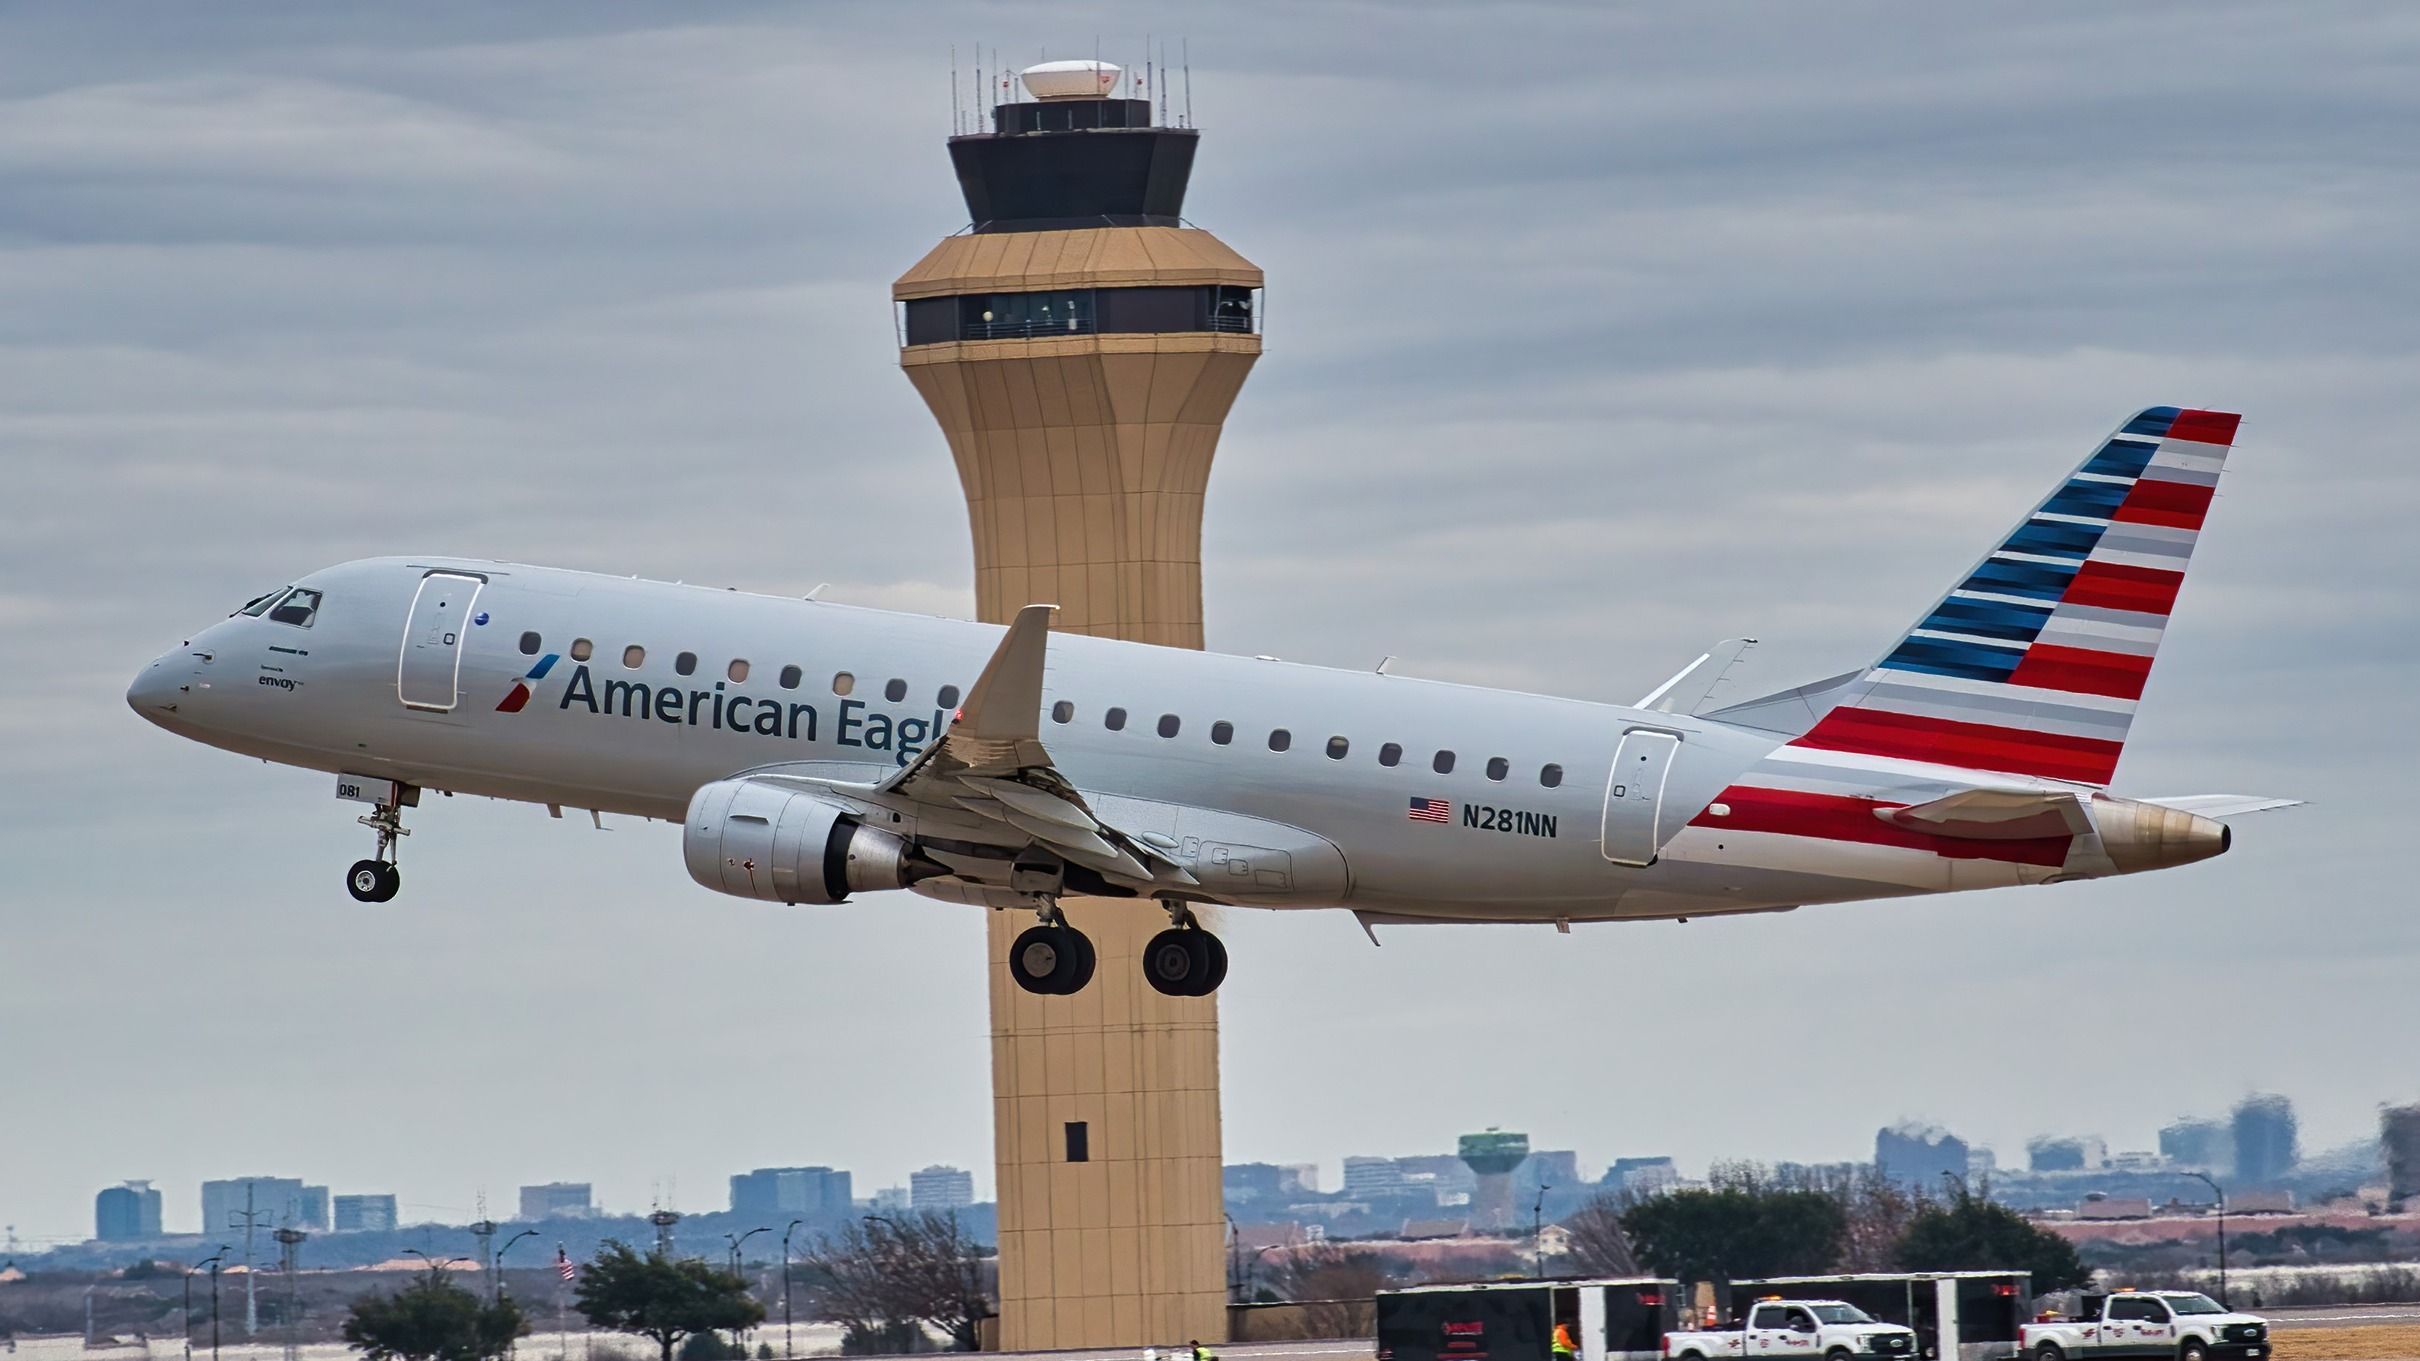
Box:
(1788, 406, 2238, 787)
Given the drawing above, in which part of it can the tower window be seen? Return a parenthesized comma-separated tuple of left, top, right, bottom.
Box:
(1064, 1121, 1090, 1164)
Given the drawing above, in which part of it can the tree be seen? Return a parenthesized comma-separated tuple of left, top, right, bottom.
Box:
(343, 1271, 527, 1361)
(1622, 1171, 1847, 1280)
(1563, 1194, 1642, 1276)
(1259, 1242, 1396, 1338)
(799, 1213, 990, 1352)
(1896, 1189, 2090, 1292)
(574, 1241, 766, 1361)
(1773, 1164, 1929, 1273)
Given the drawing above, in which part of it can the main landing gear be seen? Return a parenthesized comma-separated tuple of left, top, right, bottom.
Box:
(1003, 899, 1228, 998)
(346, 787, 412, 903)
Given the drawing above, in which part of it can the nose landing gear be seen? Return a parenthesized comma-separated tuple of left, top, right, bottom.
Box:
(345, 786, 413, 903)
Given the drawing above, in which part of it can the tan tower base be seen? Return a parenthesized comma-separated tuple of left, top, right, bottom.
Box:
(898, 223, 1260, 1349)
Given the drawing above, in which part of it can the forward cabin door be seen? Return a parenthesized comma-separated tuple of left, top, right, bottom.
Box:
(398, 571, 484, 711)
(1601, 728, 1682, 865)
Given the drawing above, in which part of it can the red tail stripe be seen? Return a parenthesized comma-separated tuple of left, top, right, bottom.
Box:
(2109, 477, 2213, 531)
(2005, 644, 2154, 700)
(1794, 708, 2122, 786)
(2165, 408, 2241, 445)
(2061, 560, 2183, 616)
(1689, 786, 2073, 867)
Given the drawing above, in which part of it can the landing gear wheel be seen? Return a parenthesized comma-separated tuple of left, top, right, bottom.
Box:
(348, 861, 400, 902)
(1144, 927, 1227, 997)
(1008, 924, 1095, 995)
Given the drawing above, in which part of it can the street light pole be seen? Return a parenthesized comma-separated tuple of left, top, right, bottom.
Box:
(497, 1230, 540, 1302)
(185, 1250, 227, 1361)
(208, 1244, 232, 1361)
(781, 1220, 803, 1359)
(1533, 1184, 1551, 1280)
(727, 1226, 769, 1275)
(2185, 1171, 2229, 1307)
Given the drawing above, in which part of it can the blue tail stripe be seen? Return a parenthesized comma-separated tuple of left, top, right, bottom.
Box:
(2039, 479, 2132, 519)
(1920, 597, 2054, 642)
(2080, 437, 2160, 479)
(1879, 635, 2027, 681)
(2001, 518, 2107, 561)
(2122, 407, 2181, 437)
(1962, 557, 2080, 601)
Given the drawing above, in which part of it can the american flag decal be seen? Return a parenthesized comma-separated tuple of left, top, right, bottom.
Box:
(1408, 797, 1452, 823)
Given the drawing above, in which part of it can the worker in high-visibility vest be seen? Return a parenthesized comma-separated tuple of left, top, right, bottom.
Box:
(1553, 1321, 1578, 1361)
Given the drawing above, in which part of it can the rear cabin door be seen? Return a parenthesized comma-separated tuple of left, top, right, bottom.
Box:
(1601, 728, 1682, 865)
(398, 571, 484, 711)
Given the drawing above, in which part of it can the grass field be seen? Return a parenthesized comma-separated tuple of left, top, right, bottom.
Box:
(2274, 1324, 2420, 1361)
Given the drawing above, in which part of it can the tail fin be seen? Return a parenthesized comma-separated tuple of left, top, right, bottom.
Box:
(1783, 406, 2239, 787)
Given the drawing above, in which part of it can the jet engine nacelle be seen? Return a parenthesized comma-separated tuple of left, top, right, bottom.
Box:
(683, 779, 917, 904)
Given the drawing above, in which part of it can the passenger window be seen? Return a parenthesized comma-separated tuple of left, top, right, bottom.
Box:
(1326, 736, 1349, 759)
(1051, 700, 1074, 724)
(1105, 707, 1127, 731)
(675, 651, 697, 676)
(727, 659, 749, 683)
(778, 665, 802, 689)
(570, 638, 594, 662)
(623, 645, 646, 669)
(267, 588, 322, 628)
(1210, 721, 1234, 745)
(832, 671, 855, 696)
(1379, 743, 1403, 767)
(1268, 729, 1291, 752)
(938, 684, 962, 709)
(236, 588, 287, 618)
(1433, 750, 1455, 774)
(1540, 763, 1563, 788)
(1157, 714, 1180, 738)
(518, 631, 541, 656)
(885, 678, 908, 702)
(1486, 757, 1509, 781)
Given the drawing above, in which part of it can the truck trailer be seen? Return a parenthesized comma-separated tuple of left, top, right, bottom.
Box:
(1727, 1273, 2033, 1361)
(1377, 1277, 1680, 1361)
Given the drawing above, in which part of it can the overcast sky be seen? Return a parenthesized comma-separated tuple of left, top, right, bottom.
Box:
(4, 1, 2416, 1246)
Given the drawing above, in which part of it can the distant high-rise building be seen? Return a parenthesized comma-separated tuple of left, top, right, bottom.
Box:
(1876, 1124, 1969, 1189)
(1967, 1148, 1999, 1179)
(95, 1181, 164, 1241)
(2160, 1119, 2235, 1173)
(2027, 1136, 2108, 1173)
(1342, 1157, 1406, 1200)
(1517, 1150, 1582, 1195)
(730, 1166, 854, 1221)
(518, 1183, 595, 1221)
(2232, 1095, 2299, 1184)
(202, 1177, 328, 1233)
(1225, 1162, 1318, 1207)
(871, 1186, 910, 1212)
(910, 1166, 975, 1211)
(2384, 1106, 2420, 1211)
(1602, 1157, 1680, 1196)
(333, 1195, 398, 1233)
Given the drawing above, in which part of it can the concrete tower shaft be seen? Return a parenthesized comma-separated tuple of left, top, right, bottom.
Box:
(893, 64, 1259, 1350)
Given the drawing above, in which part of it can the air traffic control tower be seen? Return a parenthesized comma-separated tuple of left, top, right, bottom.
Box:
(892, 59, 1260, 1349)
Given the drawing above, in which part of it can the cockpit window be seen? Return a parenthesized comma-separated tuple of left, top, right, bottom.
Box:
(267, 587, 323, 628)
(236, 588, 289, 617)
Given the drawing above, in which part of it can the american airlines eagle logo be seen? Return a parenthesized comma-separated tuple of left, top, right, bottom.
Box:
(496, 653, 560, 712)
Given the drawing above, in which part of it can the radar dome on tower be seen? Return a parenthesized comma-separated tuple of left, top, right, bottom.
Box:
(1021, 59, 1121, 100)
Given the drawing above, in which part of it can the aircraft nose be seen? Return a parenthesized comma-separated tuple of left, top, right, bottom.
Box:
(126, 654, 188, 722)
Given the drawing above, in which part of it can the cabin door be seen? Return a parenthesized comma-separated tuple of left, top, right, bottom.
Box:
(398, 572, 484, 711)
(1600, 728, 1681, 865)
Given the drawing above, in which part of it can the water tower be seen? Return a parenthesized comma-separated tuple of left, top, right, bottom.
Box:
(892, 57, 1261, 1349)
(1460, 1128, 1533, 1230)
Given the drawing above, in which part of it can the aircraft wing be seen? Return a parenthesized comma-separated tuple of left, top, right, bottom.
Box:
(872, 604, 1197, 891)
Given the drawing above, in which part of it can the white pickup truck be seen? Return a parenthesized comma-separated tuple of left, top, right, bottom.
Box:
(2018, 1291, 2268, 1361)
(1666, 1299, 1919, 1361)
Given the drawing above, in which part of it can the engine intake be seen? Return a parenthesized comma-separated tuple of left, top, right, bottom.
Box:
(683, 779, 918, 904)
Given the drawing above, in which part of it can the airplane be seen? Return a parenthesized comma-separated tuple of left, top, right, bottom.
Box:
(129, 406, 2294, 998)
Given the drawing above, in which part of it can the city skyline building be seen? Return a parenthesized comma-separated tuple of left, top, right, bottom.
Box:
(518, 1182, 595, 1221)
(1876, 1123, 1970, 1189)
(909, 1165, 975, 1211)
(2160, 1118, 2235, 1172)
(2234, 1094, 2301, 1184)
(201, 1177, 328, 1233)
(893, 55, 1261, 1350)
(94, 1181, 163, 1241)
(332, 1194, 397, 1233)
(729, 1166, 854, 1221)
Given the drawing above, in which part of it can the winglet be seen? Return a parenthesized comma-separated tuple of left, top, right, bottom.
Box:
(955, 604, 1056, 744)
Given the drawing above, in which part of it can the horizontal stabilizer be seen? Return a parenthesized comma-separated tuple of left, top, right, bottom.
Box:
(2138, 794, 2304, 819)
(1638, 638, 1759, 715)
(1879, 788, 2093, 840)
